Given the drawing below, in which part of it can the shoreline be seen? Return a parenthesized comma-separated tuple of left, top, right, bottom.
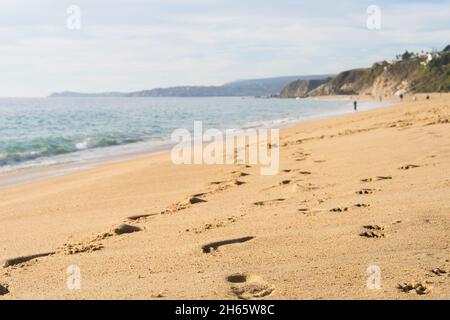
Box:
(0, 97, 391, 189)
(0, 93, 448, 299)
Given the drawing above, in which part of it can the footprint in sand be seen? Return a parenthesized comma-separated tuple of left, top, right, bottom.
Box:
(283, 169, 311, 176)
(189, 196, 208, 204)
(202, 236, 254, 253)
(186, 216, 241, 234)
(127, 213, 158, 222)
(399, 164, 420, 170)
(361, 176, 392, 182)
(112, 224, 142, 235)
(356, 188, 378, 195)
(253, 198, 285, 206)
(397, 282, 431, 295)
(291, 151, 311, 162)
(209, 179, 245, 192)
(209, 180, 233, 191)
(298, 208, 320, 215)
(95, 224, 142, 241)
(329, 207, 349, 213)
(292, 150, 310, 156)
(231, 171, 250, 178)
(2, 224, 142, 269)
(430, 268, 448, 276)
(62, 224, 142, 255)
(161, 202, 190, 214)
(359, 225, 385, 238)
(61, 243, 104, 255)
(161, 193, 212, 215)
(279, 180, 291, 185)
(226, 273, 274, 300)
(2, 252, 55, 268)
(354, 203, 370, 208)
(0, 283, 9, 295)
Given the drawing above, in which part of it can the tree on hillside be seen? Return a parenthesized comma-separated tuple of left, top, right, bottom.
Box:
(402, 51, 415, 61)
(395, 50, 416, 61)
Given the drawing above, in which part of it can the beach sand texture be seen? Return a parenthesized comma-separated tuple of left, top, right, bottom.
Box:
(0, 94, 449, 299)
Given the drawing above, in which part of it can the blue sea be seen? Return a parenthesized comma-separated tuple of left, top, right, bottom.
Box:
(0, 97, 386, 174)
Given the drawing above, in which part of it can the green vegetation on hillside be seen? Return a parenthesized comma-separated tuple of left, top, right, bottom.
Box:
(280, 45, 450, 98)
(414, 52, 450, 92)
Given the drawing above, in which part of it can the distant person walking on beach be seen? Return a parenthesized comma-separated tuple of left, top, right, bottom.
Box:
(353, 100, 358, 111)
(400, 93, 404, 101)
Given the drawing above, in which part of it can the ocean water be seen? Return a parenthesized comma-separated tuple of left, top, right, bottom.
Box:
(0, 97, 385, 173)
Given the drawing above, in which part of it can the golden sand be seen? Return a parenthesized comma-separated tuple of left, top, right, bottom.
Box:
(0, 93, 449, 299)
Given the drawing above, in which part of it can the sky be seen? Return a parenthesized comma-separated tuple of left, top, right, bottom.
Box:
(0, 0, 449, 97)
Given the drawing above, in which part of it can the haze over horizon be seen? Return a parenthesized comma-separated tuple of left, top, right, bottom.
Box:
(1, 0, 449, 97)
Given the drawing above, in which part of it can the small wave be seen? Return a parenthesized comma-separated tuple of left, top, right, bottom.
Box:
(0, 134, 144, 168)
(75, 138, 92, 150)
(242, 117, 297, 130)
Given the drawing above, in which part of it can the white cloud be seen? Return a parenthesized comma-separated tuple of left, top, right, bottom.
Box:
(0, 0, 449, 96)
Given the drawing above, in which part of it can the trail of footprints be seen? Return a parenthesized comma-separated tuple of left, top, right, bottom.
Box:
(355, 173, 387, 237)
(0, 167, 255, 297)
(0, 159, 434, 298)
(397, 267, 449, 296)
(397, 282, 431, 295)
(397, 266, 448, 295)
(218, 148, 430, 297)
(358, 163, 447, 295)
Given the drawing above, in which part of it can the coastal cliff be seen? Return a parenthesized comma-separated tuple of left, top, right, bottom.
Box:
(280, 46, 450, 98)
(278, 78, 330, 98)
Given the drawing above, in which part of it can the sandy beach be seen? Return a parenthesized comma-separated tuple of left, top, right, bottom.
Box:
(0, 94, 449, 299)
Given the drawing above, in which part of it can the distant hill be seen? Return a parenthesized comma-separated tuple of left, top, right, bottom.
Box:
(49, 75, 333, 98)
(221, 75, 333, 97)
(280, 45, 450, 98)
(49, 91, 127, 98)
